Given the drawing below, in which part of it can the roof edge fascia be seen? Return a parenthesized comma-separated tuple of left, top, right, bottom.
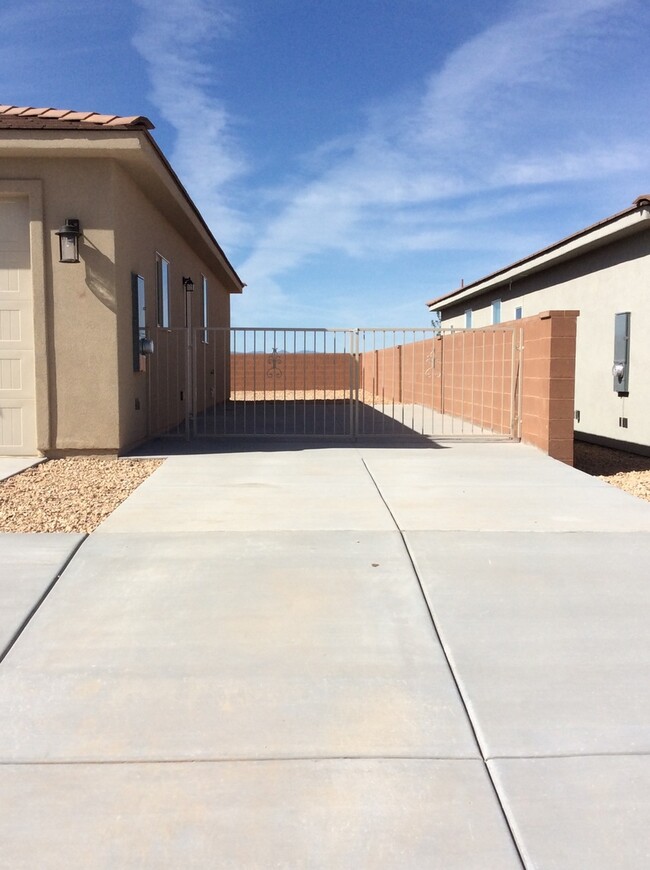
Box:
(0, 128, 245, 293)
(427, 206, 650, 311)
(141, 131, 244, 293)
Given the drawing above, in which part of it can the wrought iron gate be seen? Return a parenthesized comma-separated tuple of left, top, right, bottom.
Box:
(148, 327, 521, 440)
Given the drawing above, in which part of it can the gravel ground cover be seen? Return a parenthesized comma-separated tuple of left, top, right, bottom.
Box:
(573, 441, 650, 503)
(0, 458, 162, 533)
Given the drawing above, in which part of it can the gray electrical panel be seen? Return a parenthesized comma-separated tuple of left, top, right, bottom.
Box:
(612, 311, 631, 393)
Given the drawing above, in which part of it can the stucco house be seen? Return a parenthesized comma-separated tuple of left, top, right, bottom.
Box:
(0, 104, 243, 457)
(427, 195, 650, 454)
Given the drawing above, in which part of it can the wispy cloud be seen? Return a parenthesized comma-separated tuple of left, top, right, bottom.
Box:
(132, 0, 248, 245)
(130, 0, 647, 323)
(236, 0, 646, 318)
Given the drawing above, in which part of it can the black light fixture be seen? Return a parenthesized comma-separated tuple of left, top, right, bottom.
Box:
(182, 276, 195, 292)
(55, 218, 82, 263)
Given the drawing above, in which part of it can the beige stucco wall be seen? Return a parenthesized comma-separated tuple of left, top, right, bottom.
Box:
(437, 228, 650, 450)
(1, 158, 120, 453)
(1, 130, 237, 454)
(110, 162, 231, 450)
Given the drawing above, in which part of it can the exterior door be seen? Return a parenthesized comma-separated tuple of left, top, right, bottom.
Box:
(0, 197, 37, 454)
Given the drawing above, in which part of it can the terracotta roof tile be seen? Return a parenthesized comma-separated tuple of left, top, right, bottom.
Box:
(59, 111, 95, 121)
(0, 105, 154, 130)
(83, 113, 118, 124)
(19, 107, 55, 116)
(105, 115, 151, 127)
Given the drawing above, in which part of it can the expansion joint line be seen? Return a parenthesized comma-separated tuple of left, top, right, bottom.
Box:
(0, 535, 88, 667)
(359, 456, 526, 869)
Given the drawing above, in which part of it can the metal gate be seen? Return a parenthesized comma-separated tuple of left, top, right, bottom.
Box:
(148, 327, 522, 440)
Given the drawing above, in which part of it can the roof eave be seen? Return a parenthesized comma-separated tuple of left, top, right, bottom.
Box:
(427, 204, 650, 311)
(142, 130, 244, 293)
(0, 124, 245, 293)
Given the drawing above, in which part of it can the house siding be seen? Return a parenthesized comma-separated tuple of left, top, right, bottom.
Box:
(1, 157, 120, 453)
(110, 162, 231, 451)
(436, 228, 650, 451)
(0, 127, 240, 455)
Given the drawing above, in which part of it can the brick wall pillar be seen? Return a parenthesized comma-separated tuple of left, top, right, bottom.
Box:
(520, 310, 579, 465)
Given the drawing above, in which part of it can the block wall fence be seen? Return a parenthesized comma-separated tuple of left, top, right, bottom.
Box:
(517, 310, 579, 464)
(230, 352, 354, 394)
(361, 311, 578, 463)
(357, 330, 514, 437)
(229, 310, 578, 463)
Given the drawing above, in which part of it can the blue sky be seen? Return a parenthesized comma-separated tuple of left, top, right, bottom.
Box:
(2, 0, 649, 326)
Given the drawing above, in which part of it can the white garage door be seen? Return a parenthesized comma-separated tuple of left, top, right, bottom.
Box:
(0, 197, 37, 454)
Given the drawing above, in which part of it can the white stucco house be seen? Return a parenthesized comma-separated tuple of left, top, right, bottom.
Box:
(427, 195, 650, 454)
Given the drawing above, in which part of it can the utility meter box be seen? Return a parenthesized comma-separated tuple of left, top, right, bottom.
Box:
(612, 311, 631, 393)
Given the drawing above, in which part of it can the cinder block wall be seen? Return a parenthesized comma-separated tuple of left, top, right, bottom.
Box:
(434, 330, 515, 436)
(226, 313, 578, 462)
(230, 352, 354, 394)
(358, 332, 515, 436)
(518, 310, 579, 464)
(358, 311, 578, 463)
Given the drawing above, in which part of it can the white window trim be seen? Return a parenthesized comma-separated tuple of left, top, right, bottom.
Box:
(156, 253, 170, 328)
(201, 274, 209, 343)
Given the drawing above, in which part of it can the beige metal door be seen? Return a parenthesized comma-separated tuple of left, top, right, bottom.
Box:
(0, 197, 37, 454)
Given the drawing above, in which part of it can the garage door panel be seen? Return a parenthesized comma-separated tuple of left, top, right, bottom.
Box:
(0, 197, 35, 454)
(0, 302, 34, 346)
(0, 350, 33, 391)
(0, 400, 35, 449)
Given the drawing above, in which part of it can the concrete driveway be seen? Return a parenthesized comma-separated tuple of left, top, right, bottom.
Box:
(1, 440, 650, 868)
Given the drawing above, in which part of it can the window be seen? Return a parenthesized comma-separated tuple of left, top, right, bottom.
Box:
(514, 306, 523, 320)
(201, 274, 208, 342)
(156, 254, 170, 327)
(465, 308, 473, 329)
(492, 299, 501, 324)
(131, 273, 146, 372)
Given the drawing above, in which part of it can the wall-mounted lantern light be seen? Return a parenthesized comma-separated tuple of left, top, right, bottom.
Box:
(182, 276, 195, 292)
(55, 218, 82, 263)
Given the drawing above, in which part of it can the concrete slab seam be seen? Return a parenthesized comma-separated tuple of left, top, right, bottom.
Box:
(400, 535, 539, 864)
(488, 751, 650, 761)
(0, 534, 88, 666)
(0, 755, 486, 767)
(359, 456, 526, 870)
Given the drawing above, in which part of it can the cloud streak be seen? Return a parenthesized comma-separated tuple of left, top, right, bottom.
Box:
(236, 0, 646, 317)
(132, 0, 248, 245)
(131, 0, 648, 323)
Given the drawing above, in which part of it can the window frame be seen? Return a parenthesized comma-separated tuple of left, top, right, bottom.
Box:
(131, 273, 146, 372)
(156, 253, 170, 328)
(201, 274, 209, 343)
(492, 299, 501, 325)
